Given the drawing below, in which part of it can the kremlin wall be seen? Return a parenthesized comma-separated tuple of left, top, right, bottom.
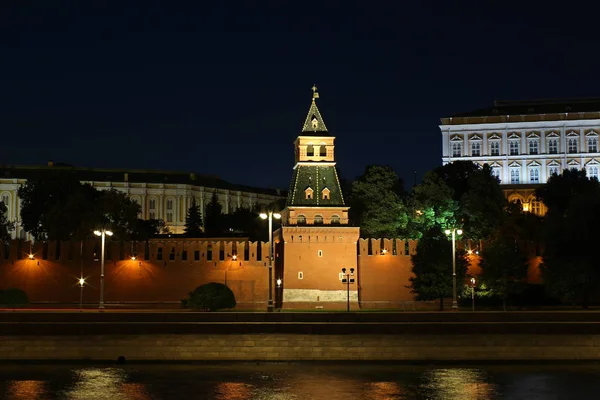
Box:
(0, 238, 541, 310)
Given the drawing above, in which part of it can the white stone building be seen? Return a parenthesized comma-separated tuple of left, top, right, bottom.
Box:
(0, 163, 285, 239)
(440, 99, 600, 214)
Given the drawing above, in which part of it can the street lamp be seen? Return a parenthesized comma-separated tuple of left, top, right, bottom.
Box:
(260, 211, 281, 312)
(94, 229, 113, 309)
(78, 277, 86, 311)
(470, 277, 476, 312)
(341, 267, 355, 312)
(444, 228, 463, 310)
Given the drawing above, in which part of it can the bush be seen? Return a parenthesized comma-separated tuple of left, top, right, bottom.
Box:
(183, 282, 236, 311)
(0, 288, 29, 306)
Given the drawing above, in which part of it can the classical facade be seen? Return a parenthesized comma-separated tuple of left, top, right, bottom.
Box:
(277, 86, 360, 309)
(0, 164, 284, 239)
(441, 98, 600, 214)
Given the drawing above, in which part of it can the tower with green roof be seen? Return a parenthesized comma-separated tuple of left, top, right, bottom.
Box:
(277, 86, 360, 310)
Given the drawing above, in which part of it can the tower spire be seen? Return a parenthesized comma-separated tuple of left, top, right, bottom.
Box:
(302, 85, 327, 133)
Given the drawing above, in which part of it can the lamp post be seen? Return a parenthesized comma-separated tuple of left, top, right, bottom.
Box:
(94, 229, 113, 309)
(78, 277, 86, 311)
(260, 211, 281, 312)
(341, 267, 355, 312)
(470, 277, 476, 312)
(444, 228, 463, 310)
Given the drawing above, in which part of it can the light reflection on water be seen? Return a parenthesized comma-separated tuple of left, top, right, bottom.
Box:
(1, 363, 600, 399)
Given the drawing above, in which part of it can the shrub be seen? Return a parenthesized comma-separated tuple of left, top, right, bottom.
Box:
(0, 288, 29, 306)
(183, 282, 236, 311)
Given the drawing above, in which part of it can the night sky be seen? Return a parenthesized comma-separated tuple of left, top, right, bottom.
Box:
(2, 2, 600, 191)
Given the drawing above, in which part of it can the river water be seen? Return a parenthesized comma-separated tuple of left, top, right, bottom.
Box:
(0, 363, 599, 399)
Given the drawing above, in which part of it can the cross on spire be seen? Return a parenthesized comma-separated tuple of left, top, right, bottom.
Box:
(312, 84, 319, 100)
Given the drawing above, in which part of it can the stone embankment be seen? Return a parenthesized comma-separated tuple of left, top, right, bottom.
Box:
(1, 312, 600, 362)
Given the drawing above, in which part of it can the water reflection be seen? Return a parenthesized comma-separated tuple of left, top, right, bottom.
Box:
(61, 368, 150, 400)
(6, 380, 47, 400)
(420, 368, 494, 399)
(1, 363, 600, 399)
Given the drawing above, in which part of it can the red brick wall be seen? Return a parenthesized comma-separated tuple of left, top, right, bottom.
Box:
(0, 239, 269, 309)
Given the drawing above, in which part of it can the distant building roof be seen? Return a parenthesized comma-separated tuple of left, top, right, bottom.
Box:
(0, 163, 286, 197)
(442, 98, 600, 125)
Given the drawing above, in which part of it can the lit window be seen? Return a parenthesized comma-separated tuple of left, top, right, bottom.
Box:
(568, 138, 578, 153)
(588, 166, 599, 180)
(307, 144, 314, 156)
(531, 200, 541, 215)
(548, 139, 558, 154)
(314, 215, 324, 225)
(589, 138, 598, 152)
(510, 168, 520, 184)
(529, 168, 540, 184)
(529, 140, 539, 155)
(509, 141, 519, 156)
(490, 142, 500, 156)
(471, 142, 481, 156)
(305, 187, 313, 200)
(452, 143, 462, 157)
(491, 167, 501, 180)
(331, 215, 341, 224)
(548, 166, 560, 178)
(297, 215, 306, 224)
(319, 145, 327, 157)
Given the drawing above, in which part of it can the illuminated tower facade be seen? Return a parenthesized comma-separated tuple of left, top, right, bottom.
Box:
(277, 86, 360, 309)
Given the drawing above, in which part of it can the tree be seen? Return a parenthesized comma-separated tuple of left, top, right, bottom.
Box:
(349, 165, 408, 238)
(408, 226, 469, 310)
(479, 235, 529, 311)
(93, 189, 141, 240)
(182, 282, 236, 311)
(0, 202, 14, 241)
(410, 161, 505, 240)
(184, 198, 204, 237)
(18, 173, 96, 240)
(536, 169, 600, 307)
(410, 171, 458, 238)
(204, 190, 224, 237)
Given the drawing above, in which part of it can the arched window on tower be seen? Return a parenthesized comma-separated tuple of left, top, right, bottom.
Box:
(331, 215, 341, 224)
(307, 144, 315, 156)
(319, 143, 327, 157)
(322, 188, 330, 200)
(297, 215, 306, 224)
(314, 215, 324, 225)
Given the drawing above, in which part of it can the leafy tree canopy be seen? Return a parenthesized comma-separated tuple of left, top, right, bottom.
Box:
(479, 234, 529, 310)
(536, 169, 600, 307)
(409, 226, 469, 310)
(349, 165, 408, 238)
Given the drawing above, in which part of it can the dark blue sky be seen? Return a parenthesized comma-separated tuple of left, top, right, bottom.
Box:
(2, 2, 600, 190)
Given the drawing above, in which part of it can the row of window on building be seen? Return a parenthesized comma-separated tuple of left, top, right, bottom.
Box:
(491, 165, 599, 184)
(452, 137, 598, 157)
(296, 215, 341, 224)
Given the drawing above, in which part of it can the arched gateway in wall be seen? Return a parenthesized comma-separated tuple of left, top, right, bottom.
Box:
(275, 86, 360, 310)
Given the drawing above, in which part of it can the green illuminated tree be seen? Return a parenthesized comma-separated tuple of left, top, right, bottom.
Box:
(349, 165, 408, 238)
(408, 226, 469, 310)
(184, 198, 204, 237)
(409, 161, 504, 240)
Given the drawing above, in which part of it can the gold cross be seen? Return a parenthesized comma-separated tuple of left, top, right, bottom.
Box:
(312, 84, 318, 98)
